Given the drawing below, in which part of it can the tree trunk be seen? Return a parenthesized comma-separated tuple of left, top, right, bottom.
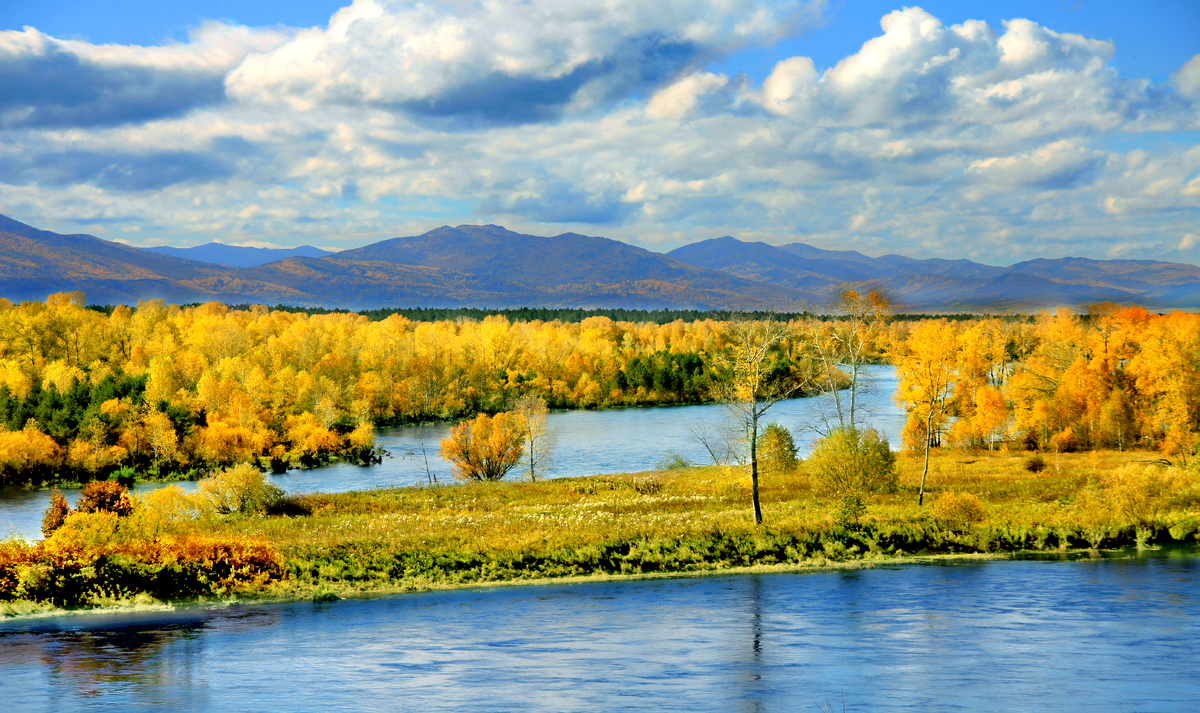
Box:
(750, 411, 762, 524)
(919, 407, 934, 506)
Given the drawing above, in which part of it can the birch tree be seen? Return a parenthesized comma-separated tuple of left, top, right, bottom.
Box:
(714, 320, 812, 524)
(894, 320, 961, 506)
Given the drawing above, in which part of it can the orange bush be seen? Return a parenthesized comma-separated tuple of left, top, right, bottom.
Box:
(76, 480, 134, 517)
(0, 534, 285, 607)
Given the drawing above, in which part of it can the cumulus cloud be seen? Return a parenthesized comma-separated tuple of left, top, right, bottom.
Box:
(967, 140, 1105, 190)
(646, 72, 729, 120)
(0, 23, 288, 128)
(1174, 52, 1200, 100)
(753, 6, 1137, 139)
(225, 0, 816, 125)
(761, 56, 818, 116)
(0, 3, 1197, 265)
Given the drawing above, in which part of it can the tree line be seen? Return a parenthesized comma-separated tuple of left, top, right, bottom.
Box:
(0, 293, 805, 484)
(2, 292, 1196, 494)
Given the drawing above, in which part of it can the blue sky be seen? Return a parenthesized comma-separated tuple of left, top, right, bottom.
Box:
(0, 1, 1197, 264)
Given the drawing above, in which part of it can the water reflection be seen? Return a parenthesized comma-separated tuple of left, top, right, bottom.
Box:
(1, 552, 1198, 712)
(2, 619, 206, 710)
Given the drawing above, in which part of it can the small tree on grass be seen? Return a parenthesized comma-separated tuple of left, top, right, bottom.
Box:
(440, 412, 527, 481)
(76, 480, 135, 517)
(758, 423, 798, 478)
(514, 395, 556, 481)
(41, 490, 73, 537)
(713, 320, 813, 524)
(42, 480, 136, 537)
(197, 463, 285, 515)
(808, 426, 897, 495)
(894, 319, 960, 505)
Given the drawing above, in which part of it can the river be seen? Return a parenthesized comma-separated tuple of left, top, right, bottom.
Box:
(2, 366, 906, 541)
(2, 550, 1196, 712)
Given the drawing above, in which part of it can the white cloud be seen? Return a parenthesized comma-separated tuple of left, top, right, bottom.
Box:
(646, 72, 729, 120)
(967, 140, 1104, 190)
(1173, 52, 1200, 100)
(0, 23, 289, 128)
(225, 0, 816, 122)
(761, 56, 818, 116)
(0, 3, 1197, 266)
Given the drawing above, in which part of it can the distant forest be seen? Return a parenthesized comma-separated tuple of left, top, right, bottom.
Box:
(4, 294, 1195, 487)
(86, 303, 1012, 324)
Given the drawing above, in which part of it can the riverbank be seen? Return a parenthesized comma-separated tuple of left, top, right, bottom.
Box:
(3, 449, 1199, 616)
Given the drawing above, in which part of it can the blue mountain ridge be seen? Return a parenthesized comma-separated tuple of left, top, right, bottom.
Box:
(2, 214, 1198, 310)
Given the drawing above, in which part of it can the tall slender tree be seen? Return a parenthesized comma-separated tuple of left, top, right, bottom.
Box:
(714, 320, 812, 524)
(894, 320, 961, 505)
(514, 395, 556, 481)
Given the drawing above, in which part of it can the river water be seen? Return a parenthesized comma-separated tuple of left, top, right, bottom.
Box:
(2, 550, 1196, 712)
(2, 367, 905, 541)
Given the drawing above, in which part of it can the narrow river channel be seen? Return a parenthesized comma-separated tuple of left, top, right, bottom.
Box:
(1, 366, 906, 540)
(2, 550, 1196, 712)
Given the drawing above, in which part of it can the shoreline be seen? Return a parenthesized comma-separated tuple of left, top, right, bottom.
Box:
(4, 545, 1193, 626)
(6, 451, 1198, 621)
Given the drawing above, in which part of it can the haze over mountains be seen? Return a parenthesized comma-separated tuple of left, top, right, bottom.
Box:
(143, 243, 335, 268)
(2, 213, 1198, 311)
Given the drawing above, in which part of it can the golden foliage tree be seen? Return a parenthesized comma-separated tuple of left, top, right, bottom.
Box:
(439, 412, 527, 481)
(894, 319, 960, 505)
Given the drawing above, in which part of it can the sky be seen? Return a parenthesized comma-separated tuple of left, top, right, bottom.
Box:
(0, 1, 1197, 264)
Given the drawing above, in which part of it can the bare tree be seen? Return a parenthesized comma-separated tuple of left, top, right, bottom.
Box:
(686, 422, 744, 466)
(514, 395, 557, 481)
(713, 320, 813, 524)
(414, 424, 438, 485)
(805, 289, 892, 430)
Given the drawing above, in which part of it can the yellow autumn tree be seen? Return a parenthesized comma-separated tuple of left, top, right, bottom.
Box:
(894, 319, 961, 505)
(439, 411, 527, 481)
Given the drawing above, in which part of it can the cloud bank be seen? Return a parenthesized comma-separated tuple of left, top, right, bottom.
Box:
(0, 2, 1197, 264)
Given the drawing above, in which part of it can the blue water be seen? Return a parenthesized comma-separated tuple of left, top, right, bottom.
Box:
(1, 367, 905, 540)
(2, 551, 1196, 712)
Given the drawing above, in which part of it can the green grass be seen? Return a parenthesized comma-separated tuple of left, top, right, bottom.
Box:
(203, 449, 1200, 601)
(6, 449, 1200, 613)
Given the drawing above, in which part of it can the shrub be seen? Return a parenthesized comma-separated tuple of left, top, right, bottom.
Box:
(931, 491, 987, 529)
(43, 510, 121, 548)
(808, 426, 897, 494)
(1, 534, 285, 606)
(439, 412, 527, 481)
(836, 494, 867, 530)
(110, 467, 136, 487)
(631, 476, 665, 494)
(1025, 454, 1046, 473)
(76, 480, 134, 517)
(655, 451, 694, 470)
(41, 490, 73, 538)
(758, 423, 798, 476)
(197, 463, 285, 515)
(1102, 463, 1180, 527)
(125, 484, 202, 538)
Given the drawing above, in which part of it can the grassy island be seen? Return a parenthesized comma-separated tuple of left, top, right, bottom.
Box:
(3, 449, 1199, 617)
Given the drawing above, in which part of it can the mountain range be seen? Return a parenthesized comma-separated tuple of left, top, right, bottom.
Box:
(1, 213, 1198, 311)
